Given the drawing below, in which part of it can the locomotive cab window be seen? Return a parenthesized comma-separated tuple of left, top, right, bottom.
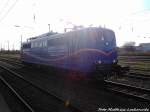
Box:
(31, 40, 47, 48)
(22, 43, 31, 49)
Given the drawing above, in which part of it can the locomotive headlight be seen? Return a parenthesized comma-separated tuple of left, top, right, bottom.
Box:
(106, 42, 109, 46)
(113, 59, 116, 63)
(98, 60, 102, 64)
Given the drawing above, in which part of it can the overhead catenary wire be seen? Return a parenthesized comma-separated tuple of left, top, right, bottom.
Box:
(117, 8, 150, 29)
(0, 0, 10, 16)
(0, 0, 19, 24)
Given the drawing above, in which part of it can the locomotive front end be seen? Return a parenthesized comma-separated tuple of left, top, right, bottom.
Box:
(91, 28, 119, 79)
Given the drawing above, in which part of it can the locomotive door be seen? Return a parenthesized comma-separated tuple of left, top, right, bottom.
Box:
(66, 32, 79, 70)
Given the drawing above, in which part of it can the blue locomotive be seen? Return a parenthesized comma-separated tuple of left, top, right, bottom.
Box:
(21, 27, 118, 77)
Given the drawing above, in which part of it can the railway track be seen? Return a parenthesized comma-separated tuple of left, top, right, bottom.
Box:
(0, 63, 82, 112)
(0, 57, 23, 68)
(105, 70, 150, 103)
(118, 55, 150, 75)
(119, 55, 150, 60)
(120, 72, 150, 80)
(0, 75, 34, 112)
(105, 79, 150, 103)
(0, 56, 149, 110)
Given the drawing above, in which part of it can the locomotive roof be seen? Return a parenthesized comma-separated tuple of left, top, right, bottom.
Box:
(29, 27, 114, 41)
(29, 32, 58, 40)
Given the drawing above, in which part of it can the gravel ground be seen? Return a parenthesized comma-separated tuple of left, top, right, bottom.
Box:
(14, 66, 149, 112)
(0, 57, 149, 112)
(0, 77, 31, 112)
(1, 70, 81, 112)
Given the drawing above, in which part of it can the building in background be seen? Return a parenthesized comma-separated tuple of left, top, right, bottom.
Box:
(137, 43, 150, 52)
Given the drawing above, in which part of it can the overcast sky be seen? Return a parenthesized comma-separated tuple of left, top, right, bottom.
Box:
(0, 0, 150, 50)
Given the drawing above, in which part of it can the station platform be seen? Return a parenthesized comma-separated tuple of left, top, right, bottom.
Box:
(0, 93, 11, 112)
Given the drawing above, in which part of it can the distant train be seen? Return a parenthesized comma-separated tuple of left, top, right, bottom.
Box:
(21, 27, 118, 78)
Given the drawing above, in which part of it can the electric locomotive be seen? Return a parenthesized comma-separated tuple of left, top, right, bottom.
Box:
(21, 27, 119, 79)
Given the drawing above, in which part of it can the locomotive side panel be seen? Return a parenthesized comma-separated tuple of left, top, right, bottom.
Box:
(21, 27, 118, 73)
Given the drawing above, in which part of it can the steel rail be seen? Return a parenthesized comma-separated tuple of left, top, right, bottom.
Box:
(105, 80, 150, 92)
(0, 63, 83, 112)
(105, 80, 150, 102)
(0, 75, 34, 112)
(0, 57, 22, 66)
(121, 72, 150, 80)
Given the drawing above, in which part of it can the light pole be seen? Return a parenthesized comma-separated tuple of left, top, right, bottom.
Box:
(14, 25, 23, 51)
(48, 24, 50, 32)
(0, 43, 2, 51)
(7, 40, 9, 51)
(12, 44, 14, 51)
